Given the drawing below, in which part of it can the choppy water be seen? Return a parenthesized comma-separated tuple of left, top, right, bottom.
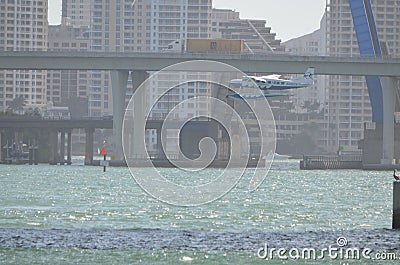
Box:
(1, 160, 400, 264)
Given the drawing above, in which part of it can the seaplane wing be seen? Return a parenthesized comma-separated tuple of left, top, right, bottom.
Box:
(261, 74, 282, 80)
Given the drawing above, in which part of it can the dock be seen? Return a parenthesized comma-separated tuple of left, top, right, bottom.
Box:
(300, 153, 362, 170)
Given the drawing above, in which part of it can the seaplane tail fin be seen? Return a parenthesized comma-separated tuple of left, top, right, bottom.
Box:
(304, 67, 315, 79)
(292, 67, 315, 85)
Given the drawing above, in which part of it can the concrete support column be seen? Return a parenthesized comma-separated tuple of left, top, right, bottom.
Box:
(157, 128, 163, 159)
(111, 70, 129, 161)
(124, 120, 132, 158)
(381, 77, 396, 165)
(14, 130, 21, 146)
(67, 130, 72, 165)
(84, 128, 94, 165)
(0, 131, 2, 162)
(129, 128, 134, 158)
(49, 130, 58, 165)
(230, 120, 242, 162)
(131, 70, 149, 159)
(393, 182, 400, 229)
(60, 131, 66, 165)
(231, 134, 241, 161)
(156, 125, 168, 159)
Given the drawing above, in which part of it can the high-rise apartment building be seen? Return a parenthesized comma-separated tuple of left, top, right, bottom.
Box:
(211, 8, 284, 54)
(324, 0, 400, 151)
(151, 0, 212, 50)
(0, 0, 48, 111)
(61, 0, 91, 27)
(61, 0, 212, 52)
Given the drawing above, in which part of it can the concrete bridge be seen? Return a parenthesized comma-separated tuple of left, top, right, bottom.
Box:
(0, 117, 113, 129)
(0, 117, 113, 165)
(0, 51, 399, 165)
(0, 51, 400, 76)
(0, 116, 216, 165)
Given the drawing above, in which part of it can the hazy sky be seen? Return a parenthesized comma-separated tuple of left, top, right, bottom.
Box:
(48, 0, 326, 42)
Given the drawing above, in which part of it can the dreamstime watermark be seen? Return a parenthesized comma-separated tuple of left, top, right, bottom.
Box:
(257, 237, 399, 262)
(122, 60, 276, 206)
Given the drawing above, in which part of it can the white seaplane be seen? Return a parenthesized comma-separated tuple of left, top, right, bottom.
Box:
(228, 67, 315, 99)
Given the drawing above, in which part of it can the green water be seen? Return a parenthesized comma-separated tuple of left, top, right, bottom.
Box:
(0, 162, 392, 231)
(0, 161, 398, 264)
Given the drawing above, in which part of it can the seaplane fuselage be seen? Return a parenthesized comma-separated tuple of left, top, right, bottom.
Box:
(228, 67, 315, 99)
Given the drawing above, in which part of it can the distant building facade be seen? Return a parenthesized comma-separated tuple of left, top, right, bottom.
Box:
(282, 0, 400, 152)
(0, 0, 48, 111)
(283, 15, 327, 113)
(47, 24, 90, 104)
(61, 0, 91, 27)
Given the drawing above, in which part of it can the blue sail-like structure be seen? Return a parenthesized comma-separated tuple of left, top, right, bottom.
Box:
(349, 0, 383, 123)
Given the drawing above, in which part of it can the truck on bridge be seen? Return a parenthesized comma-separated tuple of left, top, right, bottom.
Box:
(164, 39, 245, 54)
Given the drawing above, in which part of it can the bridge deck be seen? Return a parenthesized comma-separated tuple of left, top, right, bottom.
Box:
(0, 51, 399, 76)
(0, 117, 113, 129)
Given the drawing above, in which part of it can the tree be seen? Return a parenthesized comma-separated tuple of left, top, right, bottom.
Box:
(302, 100, 320, 113)
(33, 107, 41, 117)
(276, 122, 322, 156)
(7, 96, 27, 113)
(66, 96, 88, 119)
(25, 107, 41, 117)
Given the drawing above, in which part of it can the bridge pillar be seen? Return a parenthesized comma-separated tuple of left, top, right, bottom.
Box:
(124, 117, 134, 158)
(0, 130, 2, 162)
(60, 131, 66, 165)
(157, 127, 163, 159)
(14, 130, 22, 146)
(67, 130, 72, 165)
(381, 77, 396, 165)
(393, 182, 400, 229)
(84, 128, 94, 165)
(131, 71, 149, 159)
(49, 130, 58, 165)
(111, 70, 129, 161)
